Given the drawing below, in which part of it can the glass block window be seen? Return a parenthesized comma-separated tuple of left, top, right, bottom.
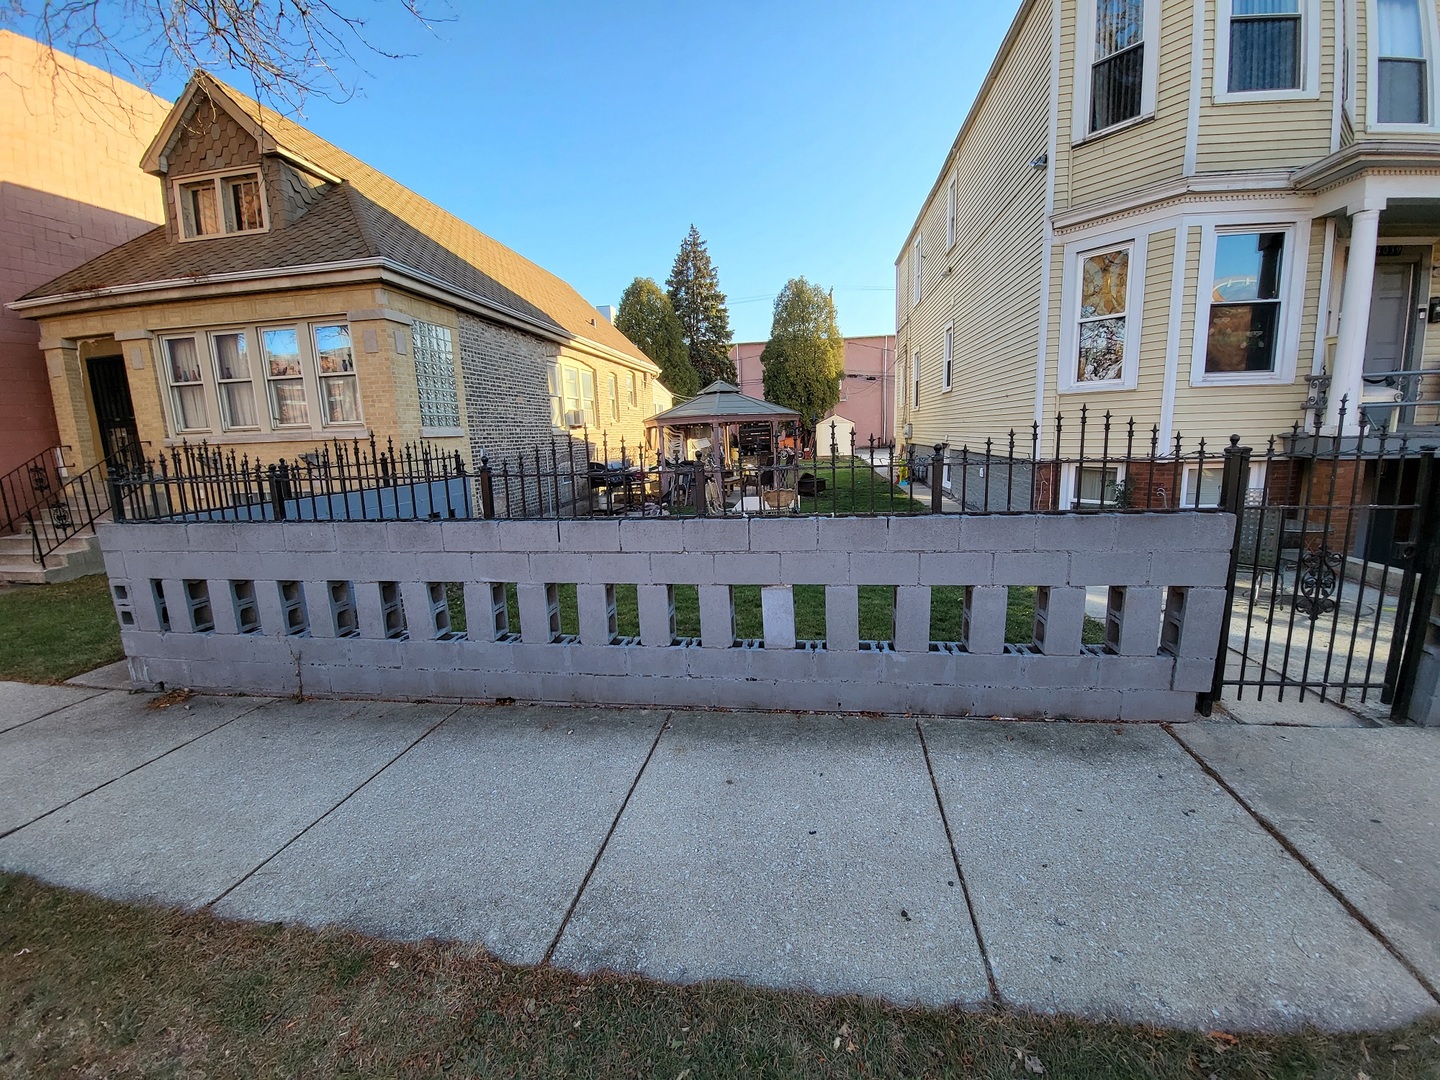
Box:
(412, 321, 459, 429)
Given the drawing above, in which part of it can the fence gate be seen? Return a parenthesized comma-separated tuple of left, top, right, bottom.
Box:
(1211, 434, 1440, 720)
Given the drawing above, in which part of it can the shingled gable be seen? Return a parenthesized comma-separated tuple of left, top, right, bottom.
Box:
(19, 75, 655, 373)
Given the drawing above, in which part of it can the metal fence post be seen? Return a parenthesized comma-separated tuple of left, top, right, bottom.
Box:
(1198, 435, 1251, 716)
(695, 457, 708, 516)
(1389, 446, 1440, 720)
(930, 444, 945, 514)
(479, 457, 496, 520)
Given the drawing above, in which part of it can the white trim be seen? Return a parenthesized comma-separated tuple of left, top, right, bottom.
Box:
(1049, 171, 1304, 234)
(1310, 216, 1338, 377)
(172, 167, 270, 242)
(1332, 0, 1348, 151)
(1057, 232, 1147, 394)
(1060, 461, 1129, 510)
(1071, 0, 1161, 143)
(942, 321, 955, 392)
(1178, 459, 1268, 507)
(1364, 0, 1440, 132)
(1213, 0, 1321, 104)
(1188, 214, 1310, 387)
(911, 235, 923, 307)
(912, 347, 921, 408)
(945, 177, 958, 250)
(1036, 0, 1062, 429)
(1184, 0, 1206, 175)
(1158, 218, 1194, 448)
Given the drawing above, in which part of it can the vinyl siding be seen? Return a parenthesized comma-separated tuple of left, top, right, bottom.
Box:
(897, 0, 1051, 450)
(1194, 0, 1336, 171)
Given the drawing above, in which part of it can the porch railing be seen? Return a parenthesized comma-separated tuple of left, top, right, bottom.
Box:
(24, 447, 134, 567)
(0, 446, 66, 536)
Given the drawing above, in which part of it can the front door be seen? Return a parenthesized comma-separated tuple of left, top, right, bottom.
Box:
(1363, 258, 1421, 375)
(86, 356, 141, 466)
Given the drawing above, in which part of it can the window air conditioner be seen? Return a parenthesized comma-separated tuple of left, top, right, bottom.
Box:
(564, 410, 586, 429)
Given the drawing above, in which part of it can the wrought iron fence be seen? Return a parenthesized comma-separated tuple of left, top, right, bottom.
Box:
(1, 446, 66, 536)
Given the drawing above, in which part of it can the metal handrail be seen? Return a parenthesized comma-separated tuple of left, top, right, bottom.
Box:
(0, 446, 66, 536)
(23, 447, 134, 568)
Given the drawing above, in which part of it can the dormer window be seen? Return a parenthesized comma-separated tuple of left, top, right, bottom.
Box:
(176, 170, 268, 239)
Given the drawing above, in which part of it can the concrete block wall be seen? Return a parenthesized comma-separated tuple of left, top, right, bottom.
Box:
(97, 511, 1235, 721)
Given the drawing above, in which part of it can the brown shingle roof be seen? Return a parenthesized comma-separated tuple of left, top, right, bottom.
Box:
(22, 76, 651, 368)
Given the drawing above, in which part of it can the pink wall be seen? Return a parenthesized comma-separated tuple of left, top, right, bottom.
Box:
(730, 335, 897, 448)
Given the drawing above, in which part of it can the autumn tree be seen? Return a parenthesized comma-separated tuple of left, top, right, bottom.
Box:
(665, 225, 735, 386)
(761, 278, 845, 453)
(615, 277, 699, 398)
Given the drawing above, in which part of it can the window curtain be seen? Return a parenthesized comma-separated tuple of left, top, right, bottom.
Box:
(1091, 0, 1144, 130)
(213, 333, 257, 429)
(166, 338, 207, 430)
(1229, 0, 1301, 91)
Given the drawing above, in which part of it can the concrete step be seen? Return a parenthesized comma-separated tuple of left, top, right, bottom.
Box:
(0, 531, 105, 585)
(0, 533, 100, 558)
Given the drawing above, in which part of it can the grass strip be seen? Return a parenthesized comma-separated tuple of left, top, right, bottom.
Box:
(0, 575, 122, 684)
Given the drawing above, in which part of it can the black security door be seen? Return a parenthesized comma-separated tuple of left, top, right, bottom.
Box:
(86, 356, 141, 466)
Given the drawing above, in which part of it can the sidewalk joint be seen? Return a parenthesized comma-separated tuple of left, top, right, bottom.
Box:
(203, 703, 460, 910)
(542, 712, 672, 965)
(914, 718, 1001, 1006)
(0, 687, 111, 737)
(1164, 723, 1440, 1005)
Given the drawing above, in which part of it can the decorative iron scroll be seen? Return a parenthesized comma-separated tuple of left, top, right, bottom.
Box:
(1294, 545, 1343, 617)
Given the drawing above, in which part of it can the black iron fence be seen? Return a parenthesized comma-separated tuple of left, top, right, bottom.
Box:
(1, 446, 66, 536)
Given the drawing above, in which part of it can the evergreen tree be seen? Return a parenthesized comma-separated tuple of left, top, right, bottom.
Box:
(665, 225, 736, 385)
(614, 277, 699, 398)
(760, 278, 845, 453)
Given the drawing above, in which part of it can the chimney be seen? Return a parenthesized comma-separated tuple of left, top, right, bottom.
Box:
(595, 304, 618, 323)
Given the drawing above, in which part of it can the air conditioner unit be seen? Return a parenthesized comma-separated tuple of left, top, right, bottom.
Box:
(564, 410, 586, 429)
(902, 423, 913, 439)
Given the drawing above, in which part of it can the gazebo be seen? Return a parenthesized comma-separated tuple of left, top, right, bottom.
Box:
(645, 380, 800, 468)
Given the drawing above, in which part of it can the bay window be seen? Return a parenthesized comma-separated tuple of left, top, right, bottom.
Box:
(164, 337, 208, 432)
(1203, 231, 1286, 374)
(1075, 247, 1130, 384)
(1227, 0, 1302, 92)
(1376, 0, 1431, 125)
(1091, 0, 1145, 131)
(313, 324, 359, 426)
(211, 331, 257, 429)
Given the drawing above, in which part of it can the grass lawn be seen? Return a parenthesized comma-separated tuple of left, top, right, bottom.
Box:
(1, 873, 1435, 1079)
(0, 575, 122, 684)
(796, 458, 925, 516)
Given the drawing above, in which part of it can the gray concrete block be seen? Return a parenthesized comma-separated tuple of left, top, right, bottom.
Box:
(1095, 654, 1176, 691)
(978, 686, 1124, 720)
(959, 514, 1036, 552)
(516, 583, 558, 645)
(570, 645, 630, 678)
(332, 521, 392, 552)
(617, 518, 682, 553)
(850, 551, 919, 585)
(281, 522, 337, 552)
(470, 551, 533, 582)
(698, 585, 735, 648)
(679, 517, 750, 553)
(1020, 653, 1102, 689)
(637, 584, 676, 647)
(1175, 587, 1228, 661)
(894, 586, 931, 653)
(761, 585, 796, 650)
(825, 585, 860, 652)
(494, 520, 562, 552)
(1171, 656, 1216, 693)
(185, 523, 237, 551)
(561, 551, 654, 584)
(625, 644, 688, 678)
(206, 579, 242, 636)
(993, 551, 1070, 586)
(128, 522, 190, 549)
(302, 580, 342, 639)
(777, 550, 850, 586)
(577, 583, 617, 646)
(1158, 550, 1233, 587)
(1068, 551, 1155, 587)
(918, 552, 994, 586)
(683, 646, 744, 678)
(101, 548, 128, 581)
(714, 552, 781, 585)
(439, 519, 498, 552)
(887, 514, 960, 552)
(251, 578, 289, 638)
(464, 582, 508, 641)
(649, 552, 716, 586)
(398, 581, 440, 640)
(817, 516, 889, 552)
(1118, 689, 1198, 721)
(952, 651, 1027, 687)
(378, 520, 442, 554)
(749, 516, 819, 552)
(238, 523, 286, 552)
(561, 518, 624, 553)
(1033, 586, 1086, 655)
(963, 585, 1007, 655)
(1034, 512, 1119, 552)
(1114, 586, 1164, 656)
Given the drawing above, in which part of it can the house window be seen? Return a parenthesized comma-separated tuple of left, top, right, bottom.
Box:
(912, 349, 921, 407)
(1227, 0, 1302, 92)
(1074, 464, 1124, 508)
(608, 373, 620, 421)
(211, 331, 257, 429)
(942, 322, 955, 391)
(262, 328, 309, 427)
(1182, 465, 1226, 508)
(626, 371, 637, 407)
(176, 171, 266, 239)
(1091, 0, 1145, 131)
(1204, 231, 1285, 373)
(552, 361, 597, 428)
(164, 337, 208, 432)
(946, 177, 957, 249)
(911, 235, 922, 306)
(1376, 0, 1430, 124)
(313, 325, 358, 425)
(1075, 248, 1130, 383)
(412, 321, 459, 429)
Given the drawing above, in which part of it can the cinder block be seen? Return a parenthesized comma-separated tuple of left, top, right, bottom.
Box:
(952, 651, 1026, 687)
(1156, 550, 1232, 587)
(562, 518, 623, 552)
(918, 552, 994, 586)
(239, 524, 286, 552)
(1068, 551, 1155, 587)
(101, 548, 128, 581)
(960, 514, 1036, 552)
(333, 521, 392, 552)
(1034, 513, 1118, 553)
(904, 681, 982, 718)
(617, 518, 682, 553)
(1114, 586, 1164, 655)
(399, 581, 441, 640)
(557, 551, 653, 584)
(1119, 689, 1198, 721)
(825, 585, 860, 652)
(714, 553, 781, 585)
(253, 578, 289, 638)
(849, 552, 919, 585)
(439, 519, 499, 552)
(761, 585, 796, 650)
(283, 522, 337, 552)
(516, 583, 560, 645)
(626, 645, 684, 678)
(1175, 587, 1228, 661)
(963, 585, 1008, 655)
(749, 517, 819, 552)
(650, 553, 717, 586)
(404, 551, 474, 581)
(1171, 656, 1216, 693)
(577, 583, 618, 646)
(1033, 586, 1086, 655)
(684, 645, 743, 678)
(186, 524, 237, 551)
(994, 551, 1070, 586)
(470, 551, 533, 582)
(571, 645, 629, 677)
(1020, 653, 1102, 689)
(680, 517, 750, 553)
(887, 515, 960, 552)
(778, 550, 849, 585)
(502, 641, 573, 676)
(206, 579, 241, 635)
(383, 520, 445, 553)
(698, 585, 735, 647)
(637, 584, 676, 647)
(982, 686, 1124, 721)
(817, 517, 889, 552)
(130, 522, 189, 549)
(1095, 654, 1176, 690)
(464, 582, 509, 641)
(746, 645, 814, 682)
(494, 520, 562, 552)
(894, 586, 931, 653)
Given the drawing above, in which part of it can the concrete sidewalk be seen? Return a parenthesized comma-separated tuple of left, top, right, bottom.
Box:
(0, 681, 1436, 1033)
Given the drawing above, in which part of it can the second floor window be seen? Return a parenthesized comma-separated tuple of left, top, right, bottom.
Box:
(942, 323, 955, 391)
(1091, 0, 1145, 131)
(1228, 0, 1302, 92)
(1377, 0, 1430, 124)
(177, 171, 266, 239)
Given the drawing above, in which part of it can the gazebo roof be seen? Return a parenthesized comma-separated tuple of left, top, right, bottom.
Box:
(646, 380, 800, 426)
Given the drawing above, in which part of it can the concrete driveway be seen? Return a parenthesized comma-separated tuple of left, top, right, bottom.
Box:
(1, 680, 1436, 1033)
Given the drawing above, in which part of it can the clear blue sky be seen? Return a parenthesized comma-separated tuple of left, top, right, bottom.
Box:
(68, 1, 1020, 342)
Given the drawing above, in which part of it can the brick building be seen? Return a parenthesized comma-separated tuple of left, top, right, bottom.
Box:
(11, 72, 661, 480)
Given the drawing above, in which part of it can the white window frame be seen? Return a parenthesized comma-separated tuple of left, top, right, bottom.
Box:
(1072, 0, 1161, 142)
(208, 329, 260, 432)
(942, 321, 955, 392)
(161, 334, 211, 434)
(911, 235, 923, 306)
(626, 370, 637, 407)
(1178, 460, 1268, 508)
(912, 348, 921, 408)
(173, 168, 269, 241)
(1058, 234, 1145, 394)
(1189, 216, 1308, 388)
(412, 320, 460, 435)
(1366, 0, 1439, 131)
(608, 372, 620, 421)
(1062, 462, 1129, 509)
(553, 360, 598, 429)
(945, 177, 958, 250)
(1214, 0, 1321, 103)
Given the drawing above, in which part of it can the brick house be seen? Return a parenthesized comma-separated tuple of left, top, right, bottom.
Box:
(10, 73, 661, 480)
